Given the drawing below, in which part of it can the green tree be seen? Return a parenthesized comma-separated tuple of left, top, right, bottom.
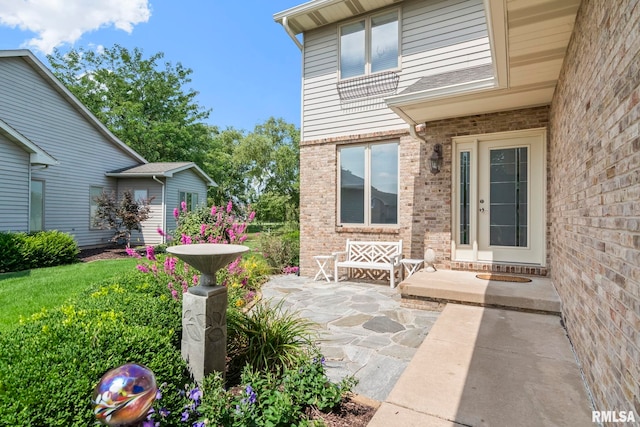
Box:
(234, 117, 300, 219)
(47, 45, 211, 163)
(204, 126, 250, 207)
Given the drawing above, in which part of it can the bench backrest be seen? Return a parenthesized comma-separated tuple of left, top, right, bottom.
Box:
(345, 239, 403, 264)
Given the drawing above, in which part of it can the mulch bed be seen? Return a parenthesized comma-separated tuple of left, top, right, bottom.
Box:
(77, 245, 131, 262)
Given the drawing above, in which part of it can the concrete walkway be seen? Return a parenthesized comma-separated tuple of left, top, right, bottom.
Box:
(261, 275, 440, 401)
(368, 303, 594, 426)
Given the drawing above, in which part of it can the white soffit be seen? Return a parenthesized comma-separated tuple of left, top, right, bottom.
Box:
(274, 0, 403, 34)
(387, 0, 581, 124)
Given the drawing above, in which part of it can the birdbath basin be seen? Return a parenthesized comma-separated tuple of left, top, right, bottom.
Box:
(166, 243, 250, 296)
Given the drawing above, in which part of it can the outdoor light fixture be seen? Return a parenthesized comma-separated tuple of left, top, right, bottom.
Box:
(430, 143, 443, 174)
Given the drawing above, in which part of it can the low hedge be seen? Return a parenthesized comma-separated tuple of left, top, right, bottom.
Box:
(0, 271, 190, 426)
(0, 230, 79, 273)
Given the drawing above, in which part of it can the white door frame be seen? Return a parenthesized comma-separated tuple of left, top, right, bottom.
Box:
(451, 128, 547, 266)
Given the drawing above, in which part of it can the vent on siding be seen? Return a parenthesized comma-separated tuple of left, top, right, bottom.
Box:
(337, 71, 399, 102)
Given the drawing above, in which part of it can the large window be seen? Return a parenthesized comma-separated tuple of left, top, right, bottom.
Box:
(339, 10, 399, 79)
(338, 142, 398, 225)
(30, 180, 44, 232)
(179, 191, 199, 211)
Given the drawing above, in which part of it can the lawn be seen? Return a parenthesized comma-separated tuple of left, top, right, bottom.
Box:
(0, 258, 139, 333)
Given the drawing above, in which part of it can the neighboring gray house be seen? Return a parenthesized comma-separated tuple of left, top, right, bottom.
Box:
(0, 50, 214, 247)
(276, 0, 638, 418)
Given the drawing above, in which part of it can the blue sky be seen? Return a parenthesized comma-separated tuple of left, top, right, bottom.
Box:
(0, 0, 304, 132)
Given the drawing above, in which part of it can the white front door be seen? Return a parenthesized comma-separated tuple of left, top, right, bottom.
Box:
(452, 129, 546, 266)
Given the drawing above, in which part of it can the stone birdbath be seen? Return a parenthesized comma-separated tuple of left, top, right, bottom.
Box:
(166, 243, 249, 382)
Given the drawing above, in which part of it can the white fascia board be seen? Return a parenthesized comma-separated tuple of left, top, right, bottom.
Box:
(0, 118, 58, 165)
(273, 0, 342, 26)
(484, 0, 508, 88)
(385, 77, 497, 108)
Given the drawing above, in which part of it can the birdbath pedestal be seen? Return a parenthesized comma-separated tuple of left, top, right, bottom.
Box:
(166, 243, 249, 382)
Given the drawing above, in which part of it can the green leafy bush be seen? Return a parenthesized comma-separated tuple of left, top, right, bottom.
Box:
(22, 230, 80, 268)
(0, 271, 190, 426)
(195, 356, 356, 426)
(0, 231, 26, 273)
(0, 230, 79, 273)
(259, 229, 300, 272)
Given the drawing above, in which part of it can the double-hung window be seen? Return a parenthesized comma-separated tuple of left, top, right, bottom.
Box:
(339, 10, 399, 79)
(338, 142, 399, 226)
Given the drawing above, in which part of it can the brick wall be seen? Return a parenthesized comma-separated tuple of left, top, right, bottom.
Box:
(299, 106, 550, 276)
(549, 0, 640, 418)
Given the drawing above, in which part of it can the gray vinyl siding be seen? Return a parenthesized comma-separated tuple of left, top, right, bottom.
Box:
(0, 136, 30, 232)
(0, 57, 142, 247)
(116, 178, 165, 246)
(165, 169, 208, 233)
(302, 0, 491, 140)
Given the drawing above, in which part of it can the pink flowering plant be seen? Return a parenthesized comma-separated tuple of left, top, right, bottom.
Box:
(129, 201, 264, 302)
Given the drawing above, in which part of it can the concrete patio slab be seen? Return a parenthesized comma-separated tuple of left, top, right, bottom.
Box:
(399, 270, 561, 314)
(368, 304, 593, 427)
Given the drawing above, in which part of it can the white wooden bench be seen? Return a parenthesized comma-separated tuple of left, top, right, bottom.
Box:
(332, 239, 403, 288)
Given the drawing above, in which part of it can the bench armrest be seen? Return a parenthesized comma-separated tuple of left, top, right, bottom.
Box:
(332, 251, 347, 261)
(390, 253, 403, 265)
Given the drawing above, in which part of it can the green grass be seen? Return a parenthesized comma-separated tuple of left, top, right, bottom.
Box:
(0, 258, 139, 333)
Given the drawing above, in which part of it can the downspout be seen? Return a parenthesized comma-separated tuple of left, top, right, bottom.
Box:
(152, 175, 166, 244)
(282, 16, 303, 51)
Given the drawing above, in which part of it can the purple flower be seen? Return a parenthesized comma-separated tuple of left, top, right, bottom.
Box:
(142, 420, 158, 427)
(181, 201, 188, 212)
(159, 407, 170, 418)
(181, 234, 192, 245)
(173, 208, 180, 219)
(193, 422, 206, 427)
(136, 264, 150, 273)
(146, 246, 156, 261)
(248, 211, 256, 221)
(188, 387, 202, 402)
(126, 247, 142, 259)
(226, 200, 233, 213)
(181, 410, 189, 421)
(157, 227, 167, 237)
(211, 206, 217, 216)
(192, 274, 199, 285)
(200, 224, 207, 235)
(155, 389, 162, 400)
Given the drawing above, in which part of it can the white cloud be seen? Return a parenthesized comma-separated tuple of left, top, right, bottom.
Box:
(0, 0, 151, 54)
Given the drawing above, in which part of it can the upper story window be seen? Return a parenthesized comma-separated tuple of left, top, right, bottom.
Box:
(339, 10, 399, 79)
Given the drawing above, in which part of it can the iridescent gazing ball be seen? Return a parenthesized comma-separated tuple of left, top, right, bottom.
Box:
(93, 363, 157, 426)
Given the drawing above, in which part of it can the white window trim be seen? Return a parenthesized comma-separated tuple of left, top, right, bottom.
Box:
(338, 7, 402, 81)
(337, 142, 399, 227)
(30, 179, 45, 232)
(179, 191, 199, 211)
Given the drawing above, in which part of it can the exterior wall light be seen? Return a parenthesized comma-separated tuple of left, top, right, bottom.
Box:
(430, 143, 443, 174)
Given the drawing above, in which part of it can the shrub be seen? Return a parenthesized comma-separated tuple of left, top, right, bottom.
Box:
(0, 231, 26, 273)
(0, 271, 190, 426)
(259, 229, 300, 272)
(22, 230, 80, 268)
(227, 299, 315, 382)
(0, 230, 78, 273)
(172, 201, 255, 245)
(218, 254, 271, 310)
(195, 355, 356, 426)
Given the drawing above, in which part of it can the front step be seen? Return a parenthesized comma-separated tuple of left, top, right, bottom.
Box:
(399, 269, 561, 315)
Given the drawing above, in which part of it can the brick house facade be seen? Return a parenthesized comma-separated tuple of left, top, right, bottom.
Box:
(277, 0, 639, 418)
